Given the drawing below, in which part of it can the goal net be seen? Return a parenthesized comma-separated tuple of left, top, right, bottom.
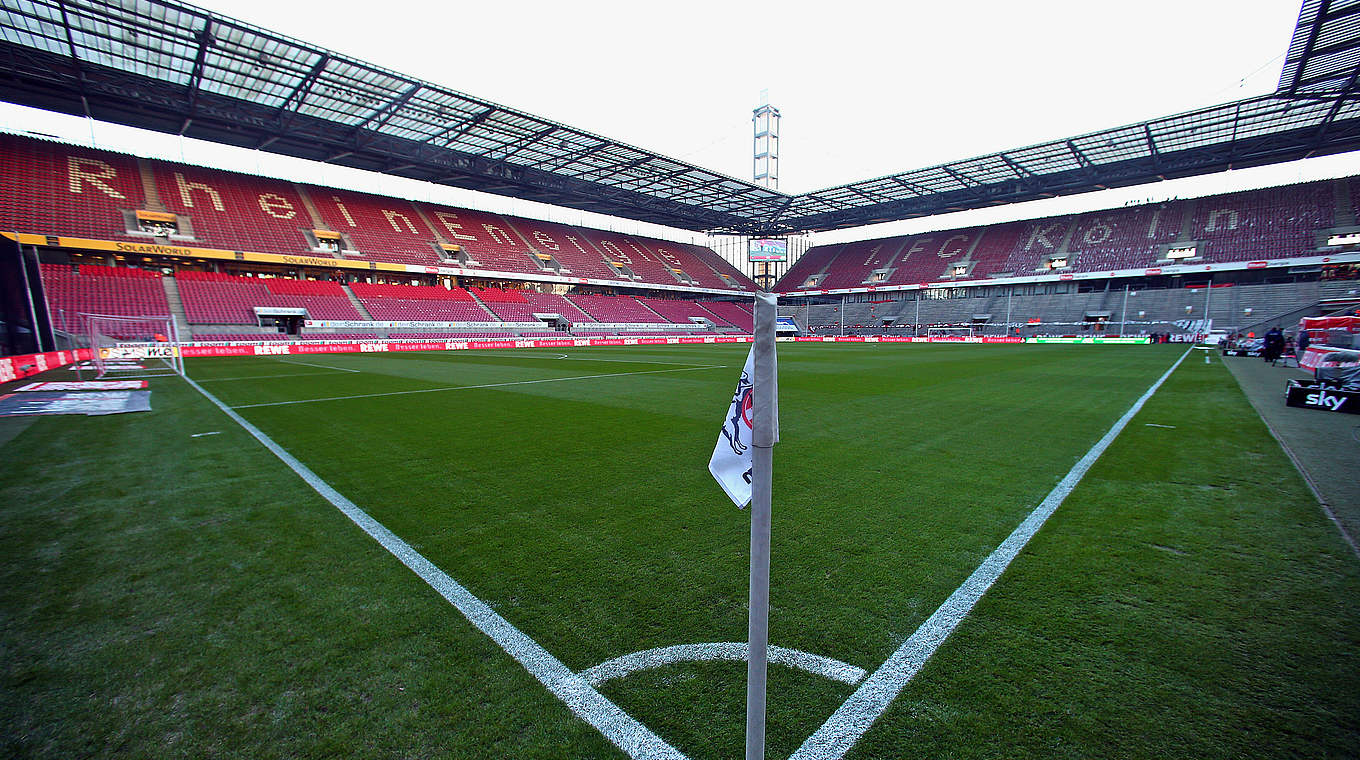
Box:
(81, 313, 185, 379)
(926, 326, 975, 341)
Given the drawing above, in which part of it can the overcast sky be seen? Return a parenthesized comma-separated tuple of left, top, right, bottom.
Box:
(6, 0, 1357, 244)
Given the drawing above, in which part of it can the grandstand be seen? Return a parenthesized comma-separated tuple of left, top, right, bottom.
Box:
(638, 297, 732, 327)
(469, 288, 537, 319)
(3, 2, 1360, 759)
(519, 290, 599, 323)
(768, 176, 1360, 335)
(567, 294, 669, 323)
(780, 178, 1352, 291)
(349, 283, 493, 322)
(0, 131, 764, 343)
(0, 133, 753, 295)
(173, 271, 359, 323)
(10, 133, 1360, 343)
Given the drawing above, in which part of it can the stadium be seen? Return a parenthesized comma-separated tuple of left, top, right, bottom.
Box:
(1, 0, 1358, 758)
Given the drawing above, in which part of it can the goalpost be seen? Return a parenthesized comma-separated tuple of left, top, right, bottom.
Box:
(80, 313, 186, 379)
(926, 326, 975, 340)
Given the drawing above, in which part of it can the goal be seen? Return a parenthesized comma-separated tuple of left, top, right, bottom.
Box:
(926, 326, 975, 341)
(81, 313, 186, 379)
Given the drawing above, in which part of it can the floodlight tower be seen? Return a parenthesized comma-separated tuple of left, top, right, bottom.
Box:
(752, 92, 781, 289)
(753, 93, 780, 190)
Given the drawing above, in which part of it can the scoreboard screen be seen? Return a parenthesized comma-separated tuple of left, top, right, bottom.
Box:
(748, 239, 787, 262)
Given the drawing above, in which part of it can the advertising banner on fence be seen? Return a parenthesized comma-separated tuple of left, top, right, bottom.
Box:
(1300, 346, 1360, 370)
(788, 336, 1024, 344)
(100, 345, 179, 360)
(302, 320, 545, 330)
(1285, 379, 1360, 414)
(4, 333, 1164, 374)
(572, 323, 705, 331)
(0, 349, 89, 384)
(1029, 337, 1152, 344)
(177, 335, 754, 359)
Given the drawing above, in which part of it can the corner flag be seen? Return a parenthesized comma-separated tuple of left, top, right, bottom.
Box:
(709, 295, 779, 508)
(709, 344, 756, 507)
(710, 292, 779, 760)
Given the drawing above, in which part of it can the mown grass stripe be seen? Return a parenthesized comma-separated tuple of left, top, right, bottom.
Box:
(182, 375, 689, 760)
(197, 370, 355, 382)
(278, 358, 362, 373)
(229, 365, 725, 409)
(790, 346, 1194, 760)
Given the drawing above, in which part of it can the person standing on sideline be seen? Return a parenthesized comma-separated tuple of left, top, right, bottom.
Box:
(1263, 326, 1285, 365)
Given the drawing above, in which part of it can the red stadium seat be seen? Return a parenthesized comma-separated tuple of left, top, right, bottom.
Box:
(0, 134, 755, 293)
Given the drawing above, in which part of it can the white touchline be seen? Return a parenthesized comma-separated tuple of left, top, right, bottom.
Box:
(230, 365, 726, 409)
(789, 346, 1194, 760)
(449, 351, 721, 367)
(559, 355, 727, 367)
(581, 643, 866, 687)
(446, 352, 570, 360)
(182, 375, 689, 760)
(279, 358, 361, 373)
(197, 371, 357, 382)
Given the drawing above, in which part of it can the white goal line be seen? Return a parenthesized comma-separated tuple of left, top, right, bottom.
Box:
(229, 365, 726, 409)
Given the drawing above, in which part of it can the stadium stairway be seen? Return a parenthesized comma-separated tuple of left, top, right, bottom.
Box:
(1241, 301, 1325, 337)
(777, 307, 811, 334)
(464, 289, 505, 321)
(137, 158, 165, 211)
(160, 276, 193, 341)
(637, 298, 669, 322)
(342, 284, 375, 320)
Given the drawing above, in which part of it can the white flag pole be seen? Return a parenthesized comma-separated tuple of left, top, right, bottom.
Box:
(746, 291, 778, 760)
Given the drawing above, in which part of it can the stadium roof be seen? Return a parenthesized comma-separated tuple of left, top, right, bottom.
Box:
(2, 0, 1360, 235)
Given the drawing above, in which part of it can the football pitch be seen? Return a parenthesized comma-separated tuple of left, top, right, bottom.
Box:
(2, 343, 1357, 759)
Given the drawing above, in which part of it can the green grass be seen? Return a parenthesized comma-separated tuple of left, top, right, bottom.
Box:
(1, 344, 1356, 759)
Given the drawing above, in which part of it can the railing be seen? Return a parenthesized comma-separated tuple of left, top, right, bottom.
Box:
(1238, 301, 1324, 336)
